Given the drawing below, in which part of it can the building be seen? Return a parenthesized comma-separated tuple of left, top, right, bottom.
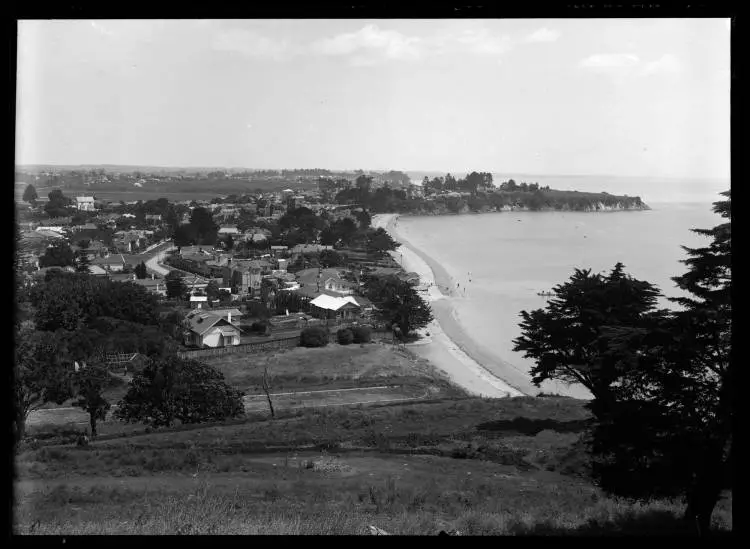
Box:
(218, 225, 240, 236)
(222, 259, 269, 296)
(208, 308, 243, 327)
(75, 196, 96, 211)
(309, 294, 361, 321)
(183, 309, 242, 348)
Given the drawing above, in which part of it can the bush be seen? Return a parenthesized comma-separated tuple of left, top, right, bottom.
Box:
(337, 328, 354, 345)
(300, 326, 329, 348)
(251, 320, 270, 334)
(351, 326, 372, 344)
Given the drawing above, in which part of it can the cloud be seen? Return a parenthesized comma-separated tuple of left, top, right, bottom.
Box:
(311, 24, 421, 64)
(579, 53, 640, 69)
(641, 54, 683, 75)
(524, 27, 561, 43)
(440, 27, 512, 56)
(212, 29, 293, 60)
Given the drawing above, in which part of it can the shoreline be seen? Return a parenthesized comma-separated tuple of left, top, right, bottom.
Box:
(372, 213, 527, 399)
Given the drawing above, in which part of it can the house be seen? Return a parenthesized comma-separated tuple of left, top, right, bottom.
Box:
(145, 214, 162, 223)
(72, 223, 98, 232)
(323, 276, 356, 295)
(218, 225, 240, 236)
(130, 276, 168, 296)
(91, 255, 127, 273)
(208, 308, 243, 327)
(222, 259, 269, 296)
(309, 294, 362, 321)
(75, 196, 96, 211)
(183, 309, 241, 348)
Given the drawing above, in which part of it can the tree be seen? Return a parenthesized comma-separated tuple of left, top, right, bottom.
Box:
(23, 184, 38, 205)
(134, 261, 148, 279)
(364, 276, 433, 337)
(39, 241, 75, 268)
(44, 189, 73, 218)
(587, 191, 732, 536)
(512, 263, 666, 402)
(366, 227, 399, 256)
(205, 280, 220, 301)
(13, 326, 74, 443)
(74, 250, 91, 273)
(114, 356, 245, 427)
(189, 207, 219, 245)
(165, 271, 187, 299)
(70, 359, 112, 438)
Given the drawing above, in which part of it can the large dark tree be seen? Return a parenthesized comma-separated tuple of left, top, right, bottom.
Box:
(512, 263, 666, 402)
(70, 359, 112, 438)
(586, 191, 732, 536)
(364, 276, 433, 337)
(44, 189, 73, 218)
(165, 270, 187, 299)
(114, 356, 245, 427)
(188, 207, 219, 245)
(22, 184, 38, 205)
(13, 326, 75, 443)
(134, 261, 148, 279)
(39, 241, 75, 268)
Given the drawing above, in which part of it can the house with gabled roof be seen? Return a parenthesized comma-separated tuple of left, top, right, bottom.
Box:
(183, 309, 242, 348)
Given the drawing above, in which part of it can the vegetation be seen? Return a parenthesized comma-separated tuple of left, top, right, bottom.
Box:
(363, 276, 433, 337)
(70, 360, 113, 438)
(134, 261, 148, 279)
(114, 356, 245, 428)
(23, 183, 38, 205)
(336, 328, 354, 345)
(39, 241, 75, 269)
(351, 325, 372, 344)
(512, 191, 731, 536)
(299, 326, 329, 348)
(164, 271, 187, 299)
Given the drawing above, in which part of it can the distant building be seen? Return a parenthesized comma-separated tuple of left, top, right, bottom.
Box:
(183, 309, 241, 348)
(75, 196, 96, 211)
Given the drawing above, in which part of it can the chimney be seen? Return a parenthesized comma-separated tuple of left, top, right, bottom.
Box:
(227, 311, 232, 325)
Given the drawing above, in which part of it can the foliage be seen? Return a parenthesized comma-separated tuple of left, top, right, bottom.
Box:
(70, 359, 112, 438)
(587, 191, 732, 536)
(189, 207, 219, 245)
(351, 325, 372, 344)
(251, 320, 271, 335)
(134, 261, 148, 279)
(336, 328, 354, 345)
(363, 276, 433, 336)
(366, 227, 399, 256)
(299, 326, 329, 348)
(30, 272, 161, 332)
(165, 271, 188, 299)
(512, 262, 666, 402)
(44, 189, 74, 218)
(114, 356, 245, 428)
(23, 184, 38, 204)
(13, 325, 75, 443)
(39, 241, 75, 268)
(74, 250, 91, 273)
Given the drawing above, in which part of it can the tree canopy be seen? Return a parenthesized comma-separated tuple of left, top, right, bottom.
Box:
(114, 356, 245, 427)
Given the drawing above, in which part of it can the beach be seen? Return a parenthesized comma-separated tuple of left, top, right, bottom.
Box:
(371, 213, 526, 398)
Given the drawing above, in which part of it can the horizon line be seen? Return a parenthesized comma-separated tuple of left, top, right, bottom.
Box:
(14, 163, 729, 182)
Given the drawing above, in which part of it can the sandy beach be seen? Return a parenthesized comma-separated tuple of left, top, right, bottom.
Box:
(371, 213, 526, 398)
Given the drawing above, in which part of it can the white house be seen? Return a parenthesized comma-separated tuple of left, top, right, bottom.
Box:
(184, 310, 241, 348)
(75, 196, 96, 211)
(218, 225, 240, 236)
(309, 294, 362, 320)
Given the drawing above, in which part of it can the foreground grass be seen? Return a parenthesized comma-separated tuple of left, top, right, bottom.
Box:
(15, 396, 732, 535)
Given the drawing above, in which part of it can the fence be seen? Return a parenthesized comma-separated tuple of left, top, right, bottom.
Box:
(177, 335, 300, 359)
(177, 325, 392, 359)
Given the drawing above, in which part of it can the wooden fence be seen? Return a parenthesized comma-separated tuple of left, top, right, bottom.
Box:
(177, 325, 393, 359)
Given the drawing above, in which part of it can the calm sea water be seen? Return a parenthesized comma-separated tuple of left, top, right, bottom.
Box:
(397, 201, 723, 397)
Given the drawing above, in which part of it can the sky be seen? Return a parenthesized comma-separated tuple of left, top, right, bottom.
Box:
(16, 19, 730, 180)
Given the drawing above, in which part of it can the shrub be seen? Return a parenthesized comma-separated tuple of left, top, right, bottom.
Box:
(351, 326, 372, 344)
(337, 328, 354, 345)
(300, 327, 329, 348)
(251, 320, 270, 334)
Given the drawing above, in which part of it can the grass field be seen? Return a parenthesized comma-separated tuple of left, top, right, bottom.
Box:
(15, 393, 732, 535)
(16, 345, 732, 535)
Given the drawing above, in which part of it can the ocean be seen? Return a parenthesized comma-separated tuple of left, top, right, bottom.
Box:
(394, 200, 724, 398)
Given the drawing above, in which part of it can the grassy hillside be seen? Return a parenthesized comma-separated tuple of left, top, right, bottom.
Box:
(15, 391, 732, 535)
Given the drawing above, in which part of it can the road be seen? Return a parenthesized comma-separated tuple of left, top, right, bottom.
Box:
(144, 241, 176, 277)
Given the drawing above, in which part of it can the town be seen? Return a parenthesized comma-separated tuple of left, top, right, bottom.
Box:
(15, 170, 434, 355)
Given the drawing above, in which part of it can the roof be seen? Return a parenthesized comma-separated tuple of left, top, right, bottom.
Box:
(310, 294, 361, 311)
(184, 310, 237, 336)
(217, 326, 239, 336)
(210, 308, 243, 318)
(76, 196, 95, 202)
